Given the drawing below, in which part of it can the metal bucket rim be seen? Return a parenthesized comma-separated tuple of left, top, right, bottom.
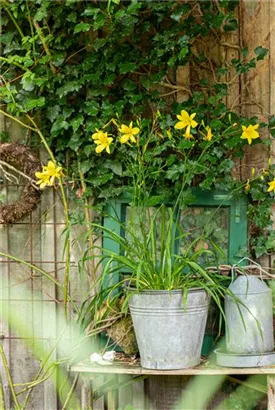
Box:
(126, 287, 207, 295)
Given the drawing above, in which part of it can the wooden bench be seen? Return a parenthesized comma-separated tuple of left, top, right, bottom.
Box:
(70, 359, 275, 410)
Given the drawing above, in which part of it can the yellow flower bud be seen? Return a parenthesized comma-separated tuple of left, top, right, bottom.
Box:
(244, 180, 250, 191)
(251, 167, 255, 177)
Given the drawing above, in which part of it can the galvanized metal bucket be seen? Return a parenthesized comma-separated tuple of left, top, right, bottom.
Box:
(128, 289, 210, 369)
(225, 259, 274, 354)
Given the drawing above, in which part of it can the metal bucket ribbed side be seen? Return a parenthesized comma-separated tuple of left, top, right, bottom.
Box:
(128, 289, 210, 370)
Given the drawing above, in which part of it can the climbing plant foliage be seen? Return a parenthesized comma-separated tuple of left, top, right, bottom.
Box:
(1, 0, 275, 257)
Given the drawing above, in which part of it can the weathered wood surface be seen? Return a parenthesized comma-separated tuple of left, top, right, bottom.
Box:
(71, 361, 275, 376)
(267, 375, 275, 410)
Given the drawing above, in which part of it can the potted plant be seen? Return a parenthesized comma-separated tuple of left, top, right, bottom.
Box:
(79, 111, 258, 369)
(90, 204, 230, 369)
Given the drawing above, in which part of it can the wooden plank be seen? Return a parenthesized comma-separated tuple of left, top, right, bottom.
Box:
(70, 361, 275, 376)
(132, 377, 145, 410)
(240, 0, 271, 181)
(146, 375, 181, 410)
(118, 375, 133, 409)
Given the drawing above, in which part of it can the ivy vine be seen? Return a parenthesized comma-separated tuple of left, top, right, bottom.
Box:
(1, 0, 275, 258)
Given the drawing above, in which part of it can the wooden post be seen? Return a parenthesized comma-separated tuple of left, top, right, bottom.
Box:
(81, 378, 92, 410)
(267, 375, 275, 410)
(176, 65, 190, 103)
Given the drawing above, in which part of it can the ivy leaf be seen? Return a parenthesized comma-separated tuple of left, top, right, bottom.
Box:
(84, 145, 94, 157)
(171, 5, 190, 22)
(254, 46, 268, 61)
(57, 81, 82, 98)
(223, 19, 238, 32)
(79, 160, 93, 174)
(52, 51, 66, 67)
(94, 13, 107, 30)
(74, 23, 91, 34)
(210, 119, 223, 130)
(0, 16, 8, 25)
(47, 105, 61, 123)
(24, 97, 45, 110)
(269, 115, 275, 128)
(119, 62, 137, 74)
(71, 115, 84, 132)
(0, 131, 9, 142)
(104, 160, 123, 176)
(51, 118, 70, 136)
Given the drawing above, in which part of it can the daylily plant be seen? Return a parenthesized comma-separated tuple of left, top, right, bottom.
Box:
(89, 112, 275, 197)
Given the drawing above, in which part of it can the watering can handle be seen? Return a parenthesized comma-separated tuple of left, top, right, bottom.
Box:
(231, 257, 264, 283)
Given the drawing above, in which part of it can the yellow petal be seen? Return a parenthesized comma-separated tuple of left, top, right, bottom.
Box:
(242, 125, 247, 132)
(132, 127, 140, 135)
(267, 184, 274, 192)
(190, 113, 197, 120)
(106, 145, 111, 154)
(119, 124, 130, 134)
(47, 161, 55, 170)
(39, 181, 47, 189)
(130, 135, 137, 143)
(35, 171, 44, 179)
(96, 144, 105, 153)
(191, 120, 198, 128)
(251, 131, 259, 139)
(180, 110, 189, 120)
(120, 135, 129, 144)
(175, 121, 186, 130)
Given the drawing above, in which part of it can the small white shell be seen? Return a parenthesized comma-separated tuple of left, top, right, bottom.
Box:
(102, 351, 116, 362)
(90, 353, 102, 363)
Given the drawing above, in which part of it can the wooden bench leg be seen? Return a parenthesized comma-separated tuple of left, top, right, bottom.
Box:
(81, 377, 93, 410)
(267, 375, 275, 410)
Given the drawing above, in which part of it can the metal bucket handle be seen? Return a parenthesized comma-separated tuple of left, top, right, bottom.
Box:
(231, 257, 264, 283)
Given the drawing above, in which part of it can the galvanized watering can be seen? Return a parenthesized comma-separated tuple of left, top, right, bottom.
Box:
(225, 258, 274, 354)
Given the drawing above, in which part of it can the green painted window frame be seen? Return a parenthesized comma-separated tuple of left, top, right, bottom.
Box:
(103, 189, 247, 282)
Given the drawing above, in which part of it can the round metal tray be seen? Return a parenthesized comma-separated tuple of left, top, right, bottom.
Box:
(215, 348, 275, 368)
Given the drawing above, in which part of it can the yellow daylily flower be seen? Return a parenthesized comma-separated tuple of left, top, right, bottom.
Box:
(35, 171, 51, 189)
(241, 124, 259, 145)
(183, 129, 194, 140)
(267, 178, 275, 193)
(35, 161, 64, 188)
(92, 129, 113, 154)
(175, 110, 198, 135)
(203, 126, 213, 141)
(118, 122, 139, 144)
